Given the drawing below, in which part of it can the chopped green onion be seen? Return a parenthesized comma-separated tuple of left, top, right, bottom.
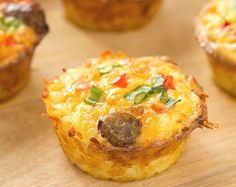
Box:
(84, 98, 97, 106)
(124, 85, 152, 104)
(97, 63, 121, 75)
(151, 85, 166, 94)
(124, 75, 181, 106)
(151, 76, 164, 87)
(166, 98, 181, 108)
(98, 66, 113, 75)
(112, 63, 121, 68)
(159, 88, 169, 103)
(88, 86, 103, 101)
(84, 86, 103, 106)
(135, 85, 152, 93)
(0, 16, 22, 33)
(150, 76, 166, 96)
(134, 93, 148, 104)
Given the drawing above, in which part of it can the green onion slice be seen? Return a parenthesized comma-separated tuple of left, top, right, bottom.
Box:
(97, 63, 121, 75)
(84, 98, 97, 106)
(151, 76, 164, 87)
(84, 86, 103, 106)
(151, 85, 166, 94)
(112, 63, 121, 68)
(134, 93, 148, 105)
(166, 98, 181, 108)
(0, 16, 22, 33)
(98, 65, 113, 75)
(158, 87, 169, 103)
(124, 85, 152, 104)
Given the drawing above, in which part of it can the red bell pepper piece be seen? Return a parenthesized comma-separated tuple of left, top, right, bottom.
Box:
(1, 36, 16, 47)
(164, 75, 175, 90)
(222, 21, 231, 29)
(112, 74, 128, 88)
(151, 103, 167, 114)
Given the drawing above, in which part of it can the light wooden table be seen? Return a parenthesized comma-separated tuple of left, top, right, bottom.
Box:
(0, 0, 236, 186)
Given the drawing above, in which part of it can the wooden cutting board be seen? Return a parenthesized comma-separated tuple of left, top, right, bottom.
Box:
(0, 0, 236, 186)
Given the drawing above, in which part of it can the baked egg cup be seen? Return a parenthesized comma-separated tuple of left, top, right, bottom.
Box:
(43, 51, 215, 181)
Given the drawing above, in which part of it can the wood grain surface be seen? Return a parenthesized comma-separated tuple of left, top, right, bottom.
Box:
(0, 0, 236, 186)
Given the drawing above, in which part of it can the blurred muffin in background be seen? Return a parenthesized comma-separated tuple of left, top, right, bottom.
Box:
(195, 0, 236, 96)
(0, 0, 48, 101)
(63, 0, 162, 31)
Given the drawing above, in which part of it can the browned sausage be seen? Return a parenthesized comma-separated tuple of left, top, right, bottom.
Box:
(98, 112, 142, 148)
(2, 1, 49, 37)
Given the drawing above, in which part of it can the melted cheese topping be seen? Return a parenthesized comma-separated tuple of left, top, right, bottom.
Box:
(0, 13, 37, 66)
(199, 0, 236, 44)
(44, 53, 201, 147)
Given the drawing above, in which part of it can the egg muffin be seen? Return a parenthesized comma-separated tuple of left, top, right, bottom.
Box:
(43, 51, 214, 181)
(0, 0, 48, 101)
(195, 0, 236, 96)
(62, 0, 162, 31)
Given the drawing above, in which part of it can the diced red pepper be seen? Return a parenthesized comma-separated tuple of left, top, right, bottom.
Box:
(112, 73, 128, 88)
(1, 36, 16, 47)
(151, 103, 167, 114)
(222, 21, 231, 29)
(164, 75, 175, 90)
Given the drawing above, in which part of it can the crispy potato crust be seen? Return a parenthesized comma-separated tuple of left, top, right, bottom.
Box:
(0, 0, 48, 101)
(207, 54, 236, 95)
(43, 51, 213, 181)
(56, 120, 187, 181)
(0, 48, 33, 101)
(63, 0, 162, 31)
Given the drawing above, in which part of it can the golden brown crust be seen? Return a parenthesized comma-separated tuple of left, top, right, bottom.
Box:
(49, 112, 188, 181)
(0, 48, 33, 101)
(207, 53, 236, 96)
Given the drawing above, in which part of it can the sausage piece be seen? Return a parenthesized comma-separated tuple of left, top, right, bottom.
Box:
(2, 1, 49, 36)
(98, 112, 142, 148)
